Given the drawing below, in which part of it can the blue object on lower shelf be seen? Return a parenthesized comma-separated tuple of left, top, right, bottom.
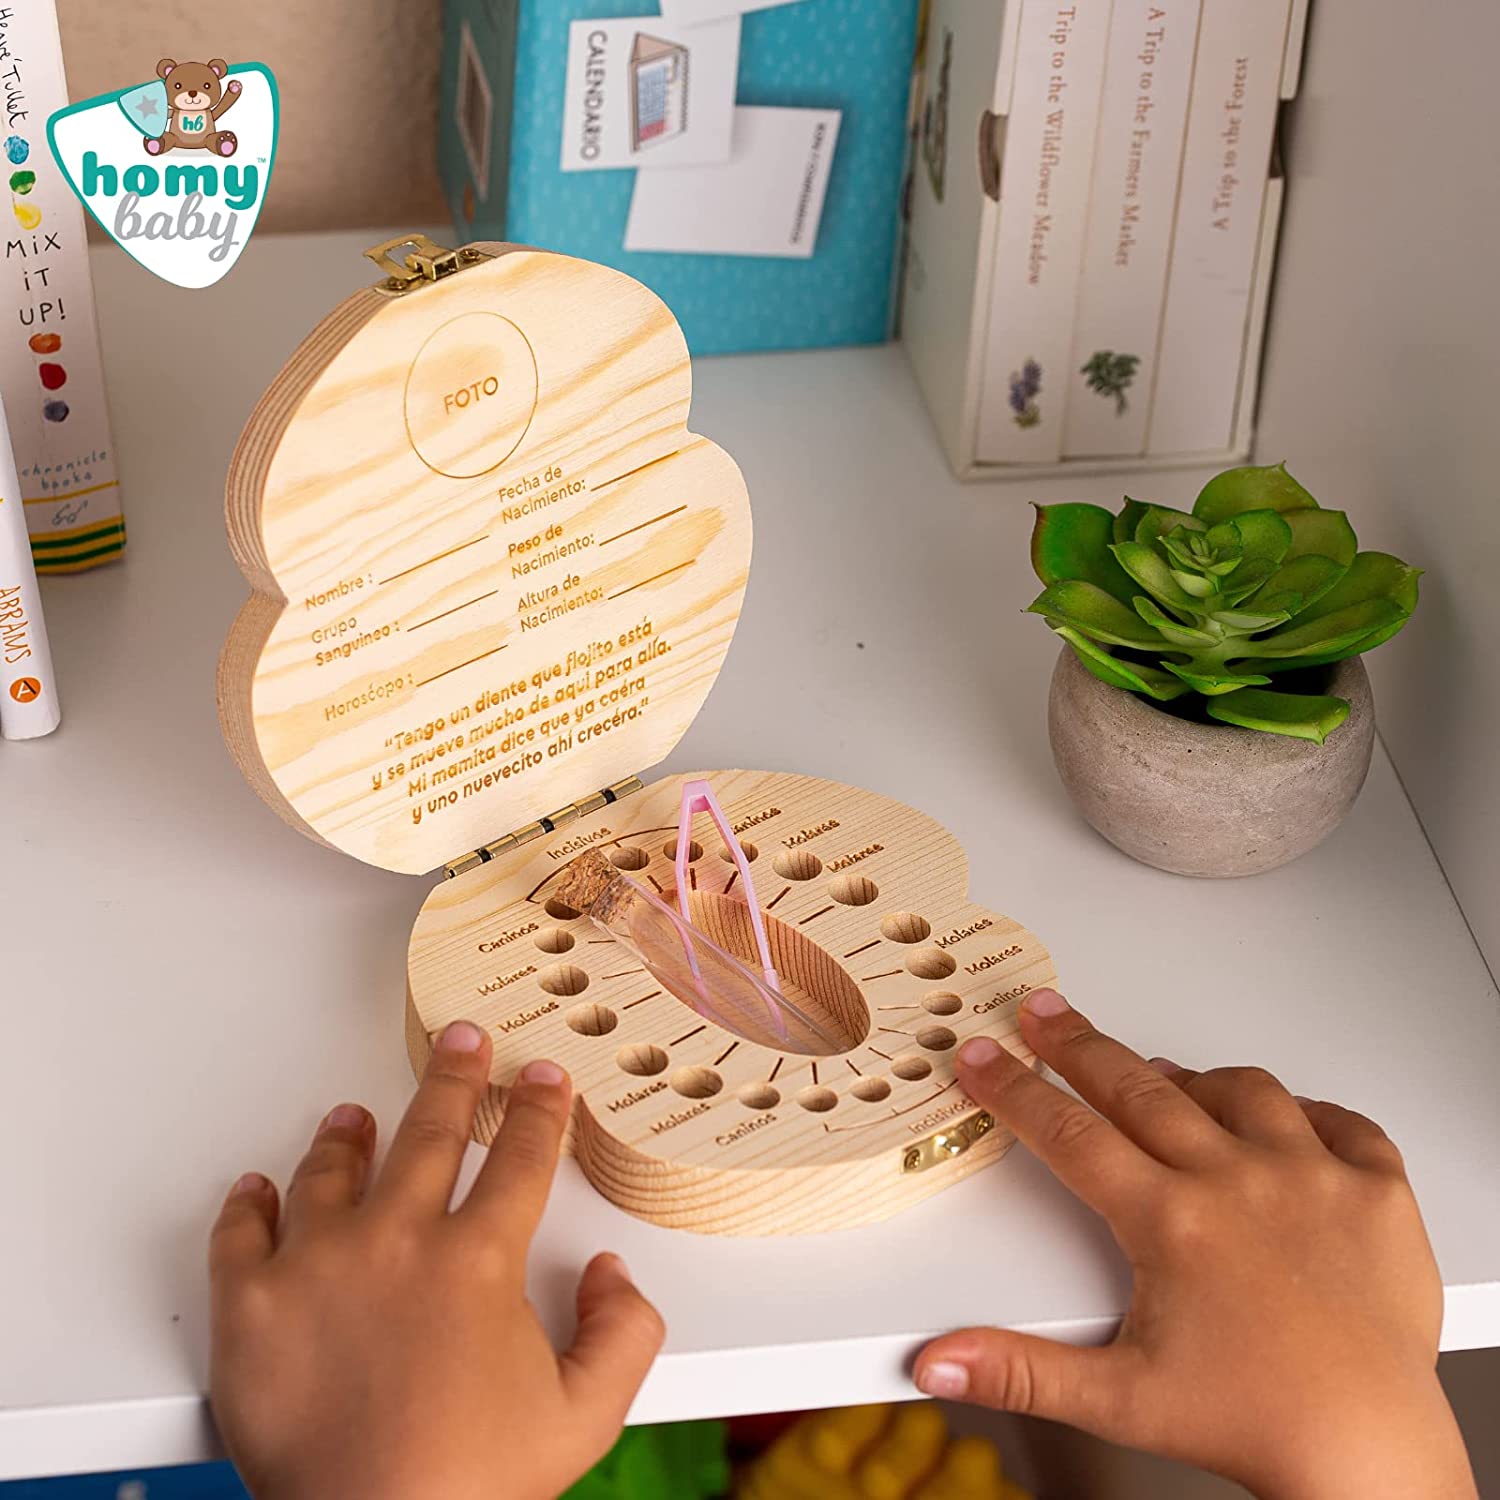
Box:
(0, 1465, 248, 1498)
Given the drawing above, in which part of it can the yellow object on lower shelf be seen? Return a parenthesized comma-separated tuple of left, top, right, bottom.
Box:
(737, 1403, 1031, 1500)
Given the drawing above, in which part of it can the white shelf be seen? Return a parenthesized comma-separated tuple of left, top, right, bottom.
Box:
(2, 231, 1496, 1480)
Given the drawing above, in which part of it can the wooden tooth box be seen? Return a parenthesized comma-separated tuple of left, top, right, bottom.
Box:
(219, 236, 1056, 1236)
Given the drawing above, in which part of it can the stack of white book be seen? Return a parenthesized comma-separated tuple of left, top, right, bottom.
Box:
(975, 0, 1303, 465)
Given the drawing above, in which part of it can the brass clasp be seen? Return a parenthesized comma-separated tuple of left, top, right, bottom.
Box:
(364, 234, 490, 295)
(901, 1109, 995, 1174)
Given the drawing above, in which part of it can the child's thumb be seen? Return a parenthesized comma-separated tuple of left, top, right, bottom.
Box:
(914, 1327, 1138, 1436)
(559, 1253, 666, 1425)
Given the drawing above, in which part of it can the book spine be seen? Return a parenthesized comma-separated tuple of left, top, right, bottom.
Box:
(1062, 0, 1202, 457)
(1145, 0, 1294, 455)
(975, 0, 1114, 463)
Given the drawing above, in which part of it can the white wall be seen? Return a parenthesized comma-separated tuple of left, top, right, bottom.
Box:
(1254, 0, 1500, 977)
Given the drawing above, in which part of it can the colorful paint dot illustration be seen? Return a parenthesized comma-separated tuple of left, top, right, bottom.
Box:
(12, 200, 40, 230)
(39, 363, 66, 390)
(43, 400, 69, 423)
(9, 169, 34, 195)
(28, 333, 60, 355)
(5, 135, 28, 164)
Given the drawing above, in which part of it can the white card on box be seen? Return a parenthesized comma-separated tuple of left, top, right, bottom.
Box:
(623, 106, 839, 258)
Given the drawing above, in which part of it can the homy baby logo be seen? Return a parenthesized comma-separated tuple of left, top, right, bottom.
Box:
(47, 59, 278, 288)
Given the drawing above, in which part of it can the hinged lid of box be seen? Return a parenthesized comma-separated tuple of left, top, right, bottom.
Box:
(219, 238, 752, 875)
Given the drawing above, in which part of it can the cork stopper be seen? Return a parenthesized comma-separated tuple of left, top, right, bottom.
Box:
(553, 849, 621, 916)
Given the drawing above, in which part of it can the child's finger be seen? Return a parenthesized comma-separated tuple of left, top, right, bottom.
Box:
(463, 1061, 572, 1247)
(209, 1172, 278, 1281)
(372, 1020, 491, 1216)
(914, 1326, 1144, 1442)
(955, 1034, 1158, 1220)
(280, 1105, 375, 1236)
(1015, 991, 1224, 1165)
(1297, 1097, 1406, 1173)
(1170, 1066, 1317, 1149)
(559, 1253, 665, 1435)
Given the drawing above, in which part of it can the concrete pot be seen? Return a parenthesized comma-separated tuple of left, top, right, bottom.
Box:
(1047, 648, 1376, 878)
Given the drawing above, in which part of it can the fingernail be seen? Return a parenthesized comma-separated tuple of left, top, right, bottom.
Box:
(231, 1171, 267, 1195)
(320, 1102, 368, 1133)
(1294, 1095, 1314, 1106)
(1023, 988, 1069, 1017)
(439, 1019, 486, 1052)
(916, 1360, 970, 1399)
(595, 1251, 634, 1284)
(520, 1058, 566, 1086)
(1149, 1056, 1181, 1075)
(957, 1036, 1003, 1067)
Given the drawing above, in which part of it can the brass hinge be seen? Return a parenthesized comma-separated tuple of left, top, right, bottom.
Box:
(442, 777, 645, 880)
(365, 234, 491, 295)
(901, 1110, 995, 1174)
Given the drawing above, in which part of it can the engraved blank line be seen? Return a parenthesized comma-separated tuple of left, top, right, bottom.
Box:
(845, 1059, 863, 1076)
(867, 1046, 894, 1061)
(768, 1056, 785, 1082)
(378, 534, 487, 585)
(592, 451, 678, 493)
(647, 874, 665, 893)
(671, 1024, 707, 1047)
(877, 1004, 918, 1011)
(714, 1040, 740, 1067)
(622, 990, 662, 1010)
(811, 1061, 819, 1084)
(587, 939, 616, 945)
(799, 904, 835, 926)
(406, 589, 498, 632)
(607, 559, 694, 601)
(414, 643, 507, 688)
(689, 867, 698, 891)
(844, 939, 880, 958)
(602, 968, 645, 980)
(878, 1026, 913, 1036)
(862, 968, 903, 981)
(766, 886, 792, 911)
(723, 871, 739, 896)
(599, 505, 686, 546)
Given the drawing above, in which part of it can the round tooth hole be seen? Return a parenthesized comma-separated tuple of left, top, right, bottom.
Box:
(737, 1082, 780, 1109)
(671, 1066, 723, 1100)
(544, 898, 580, 921)
(616, 1043, 668, 1077)
(772, 849, 823, 881)
(829, 873, 879, 907)
(907, 947, 957, 980)
(535, 927, 575, 954)
(663, 838, 704, 863)
(922, 991, 963, 1016)
(851, 1077, 891, 1103)
(609, 845, 649, 871)
(538, 963, 589, 997)
(917, 1025, 957, 1051)
(879, 911, 932, 943)
(565, 1002, 617, 1037)
(719, 841, 759, 863)
(796, 1085, 839, 1113)
(892, 1055, 933, 1082)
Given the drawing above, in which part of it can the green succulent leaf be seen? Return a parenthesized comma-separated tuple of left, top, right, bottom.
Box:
(1171, 569, 1219, 598)
(1243, 553, 1421, 669)
(1233, 597, 1402, 661)
(1134, 504, 1204, 546)
(1133, 596, 1220, 647)
(1215, 511, 1296, 603)
(1210, 607, 1292, 631)
(1249, 553, 1348, 616)
(1161, 662, 1273, 695)
(1205, 688, 1352, 745)
(1113, 498, 1150, 545)
(1282, 507, 1358, 568)
(1053, 626, 1192, 701)
(1030, 503, 1138, 605)
(1193, 462, 1320, 524)
(1027, 580, 1170, 650)
(1110, 541, 1205, 615)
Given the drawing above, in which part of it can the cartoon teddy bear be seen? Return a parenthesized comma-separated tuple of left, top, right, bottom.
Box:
(144, 58, 241, 157)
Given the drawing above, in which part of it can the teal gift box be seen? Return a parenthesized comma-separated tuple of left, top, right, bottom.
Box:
(438, 0, 919, 354)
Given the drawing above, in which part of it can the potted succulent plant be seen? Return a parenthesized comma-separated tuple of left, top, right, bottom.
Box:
(1028, 463, 1420, 877)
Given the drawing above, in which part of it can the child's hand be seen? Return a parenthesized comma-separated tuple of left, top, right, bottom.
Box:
(208, 1021, 665, 1500)
(915, 990, 1477, 1500)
